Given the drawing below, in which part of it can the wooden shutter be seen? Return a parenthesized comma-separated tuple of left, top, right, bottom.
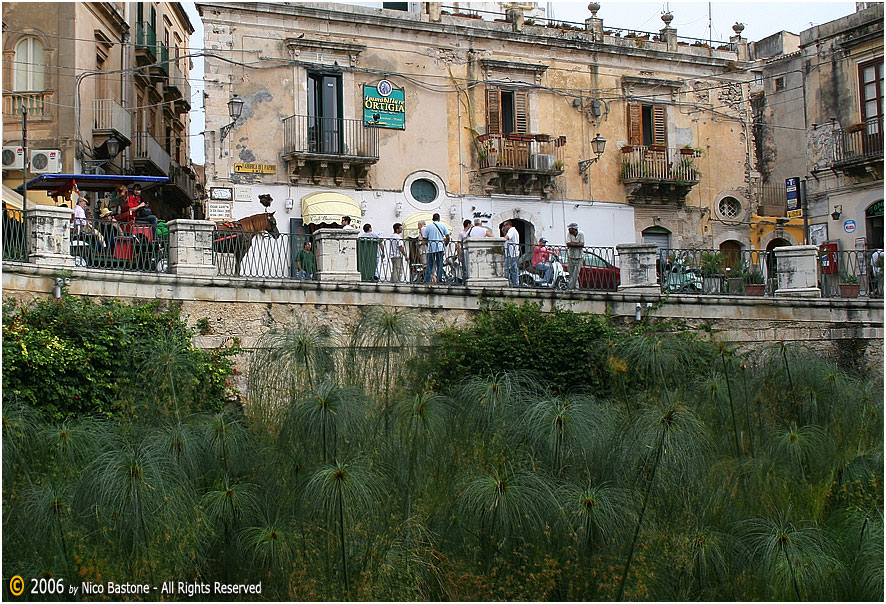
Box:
(514, 90, 529, 134)
(486, 88, 501, 135)
(652, 105, 667, 145)
(627, 104, 642, 146)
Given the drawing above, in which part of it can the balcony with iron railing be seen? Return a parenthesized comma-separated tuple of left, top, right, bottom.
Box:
(475, 133, 567, 197)
(135, 22, 157, 66)
(3, 91, 53, 120)
(164, 58, 191, 112)
(833, 117, 883, 176)
(756, 182, 788, 217)
(619, 145, 701, 202)
(132, 131, 170, 176)
(148, 43, 169, 82)
(282, 115, 379, 186)
(92, 99, 132, 144)
(169, 160, 196, 203)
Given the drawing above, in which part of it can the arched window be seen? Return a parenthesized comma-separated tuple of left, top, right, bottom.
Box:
(13, 37, 44, 91)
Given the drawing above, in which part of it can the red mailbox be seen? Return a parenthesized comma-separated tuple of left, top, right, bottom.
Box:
(819, 242, 838, 274)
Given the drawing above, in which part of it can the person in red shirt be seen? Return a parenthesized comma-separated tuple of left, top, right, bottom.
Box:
(117, 184, 157, 229)
(532, 237, 552, 284)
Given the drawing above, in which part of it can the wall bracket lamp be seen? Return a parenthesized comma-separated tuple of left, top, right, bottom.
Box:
(831, 205, 842, 221)
(578, 133, 606, 182)
(220, 95, 244, 142)
(82, 134, 124, 173)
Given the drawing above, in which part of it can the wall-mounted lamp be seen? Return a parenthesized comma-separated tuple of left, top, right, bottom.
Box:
(82, 134, 125, 173)
(360, 200, 368, 216)
(449, 204, 458, 218)
(578, 133, 607, 183)
(220, 94, 245, 142)
(284, 198, 294, 213)
(395, 202, 403, 217)
(831, 205, 842, 221)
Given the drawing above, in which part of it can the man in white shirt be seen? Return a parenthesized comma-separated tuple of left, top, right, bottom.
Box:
(341, 215, 357, 230)
(503, 220, 520, 286)
(73, 197, 89, 227)
(468, 217, 492, 238)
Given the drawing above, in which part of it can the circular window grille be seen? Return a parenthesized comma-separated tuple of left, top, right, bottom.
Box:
(718, 196, 741, 219)
(410, 179, 438, 203)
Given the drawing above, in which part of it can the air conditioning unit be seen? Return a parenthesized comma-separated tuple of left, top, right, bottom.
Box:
(30, 149, 62, 173)
(531, 153, 555, 170)
(2, 146, 25, 170)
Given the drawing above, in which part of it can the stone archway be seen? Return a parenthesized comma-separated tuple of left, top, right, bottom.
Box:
(492, 208, 541, 249)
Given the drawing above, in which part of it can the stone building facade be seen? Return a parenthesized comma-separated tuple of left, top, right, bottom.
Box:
(198, 2, 756, 249)
(1, 2, 197, 217)
(750, 3, 883, 253)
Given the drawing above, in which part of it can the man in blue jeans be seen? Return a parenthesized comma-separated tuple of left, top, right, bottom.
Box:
(422, 213, 450, 283)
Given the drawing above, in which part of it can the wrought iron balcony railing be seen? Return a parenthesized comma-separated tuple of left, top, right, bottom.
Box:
(834, 117, 883, 164)
(135, 22, 157, 58)
(620, 146, 701, 182)
(133, 131, 170, 175)
(282, 115, 379, 160)
(475, 133, 566, 171)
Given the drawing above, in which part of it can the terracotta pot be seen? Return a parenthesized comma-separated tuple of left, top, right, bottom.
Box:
(744, 283, 765, 296)
(839, 283, 859, 298)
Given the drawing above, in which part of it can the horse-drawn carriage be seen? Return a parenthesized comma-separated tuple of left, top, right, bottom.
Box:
(18, 174, 170, 271)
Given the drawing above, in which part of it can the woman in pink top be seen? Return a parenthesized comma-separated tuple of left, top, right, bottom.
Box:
(532, 237, 552, 284)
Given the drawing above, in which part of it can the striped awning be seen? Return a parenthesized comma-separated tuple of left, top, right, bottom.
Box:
(301, 191, 362, 227)
(402, 213, 452, 239)
(2, 184, 23, 209)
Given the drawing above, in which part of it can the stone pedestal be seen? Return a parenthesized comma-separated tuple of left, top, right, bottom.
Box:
(585, 17, 604, 42)
(427, 2, 441, 22)
(168, 220, 218, 277)
(616, 243, 661, 295)
(464, 237, 508, 288)
(314, 228, 360, 282)
(660, 26, 678, 52)
(774, 245, 821, 298)
(28, 205, 76, 267)
(506, 6, 524, 32)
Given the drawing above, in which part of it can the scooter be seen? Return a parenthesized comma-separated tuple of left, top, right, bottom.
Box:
(661, 258, 704, 293)
(519, 255, 568, 290)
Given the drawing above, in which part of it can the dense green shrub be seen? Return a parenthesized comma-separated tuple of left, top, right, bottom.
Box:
(2, 296, 237, 419)
(432, 301, 614, 395)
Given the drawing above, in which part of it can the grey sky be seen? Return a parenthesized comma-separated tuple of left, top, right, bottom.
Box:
(185, 1, 861, 165)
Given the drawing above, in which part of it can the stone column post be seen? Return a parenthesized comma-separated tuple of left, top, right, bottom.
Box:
(616, 243, 661, 295)
(167, 219, 218, 276)
(427, 2, 442, 22)
(464, 237, 508, 288)
(506, 6, 524, 32)
(774, 245, 821, 297)
(585, 18, 604, 42)
(660, 26, 678, 52)
(28, 205, 76, 267)
(314, 228, 360, 282)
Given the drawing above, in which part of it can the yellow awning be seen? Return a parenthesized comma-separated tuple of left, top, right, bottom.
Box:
(2, 184, 23, 210)
(402, 213, 452, 239)
(301, 192, 362, 227)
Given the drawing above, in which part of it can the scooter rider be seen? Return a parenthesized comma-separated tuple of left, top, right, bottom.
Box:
(532, 237, 553, 284)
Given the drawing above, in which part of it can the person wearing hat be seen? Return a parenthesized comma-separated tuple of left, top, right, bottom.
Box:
(566, 222, 585, 289)
(532, 236, 553, 285)
(98, 205, 123, 249)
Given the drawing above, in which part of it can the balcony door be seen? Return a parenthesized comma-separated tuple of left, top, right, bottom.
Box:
(307, 73, 342, 154)
(859, 59, 884, 155)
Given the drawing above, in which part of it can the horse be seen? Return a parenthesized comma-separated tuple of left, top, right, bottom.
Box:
(213, 211, 280, 275)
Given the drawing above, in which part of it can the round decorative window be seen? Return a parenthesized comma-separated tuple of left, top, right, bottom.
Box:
(410, 179, 438, 203)
(718, 196, 741, 219)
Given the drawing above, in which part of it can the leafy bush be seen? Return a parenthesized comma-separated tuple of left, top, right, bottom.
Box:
(2, 296, 238, 419)
(432, 301, 613, 395)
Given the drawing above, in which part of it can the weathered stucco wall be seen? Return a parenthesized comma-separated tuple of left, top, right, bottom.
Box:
(4, 265, 882, 373)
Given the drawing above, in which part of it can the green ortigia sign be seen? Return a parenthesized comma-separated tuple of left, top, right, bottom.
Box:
(363, 80, 405, 129)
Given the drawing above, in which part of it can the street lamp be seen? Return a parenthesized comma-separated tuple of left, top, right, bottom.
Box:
(82, 134, 124, 173)
(578, 133, 606, 182)
(220, 94, 244, 142)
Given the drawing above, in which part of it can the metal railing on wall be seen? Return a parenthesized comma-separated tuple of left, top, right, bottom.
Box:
(835, 117, 884, 163)
(818, 249, 883, 299)
(2, 208, 28, 262)
(212, 229, 315, 279)
(620, 146, 701, 182)
(659, 248, 775, 296)
(69, 217, 169, 273)
(475, 134, 566, 170)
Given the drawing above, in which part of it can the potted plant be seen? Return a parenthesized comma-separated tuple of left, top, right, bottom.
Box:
(680, 145, 698, 156)
(743, 270, 765, 296)
(839, 272, 859, 298)
(621, 145, 634, 153)
(700, 251, 725, 293)
(552, 159, 564, 171)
